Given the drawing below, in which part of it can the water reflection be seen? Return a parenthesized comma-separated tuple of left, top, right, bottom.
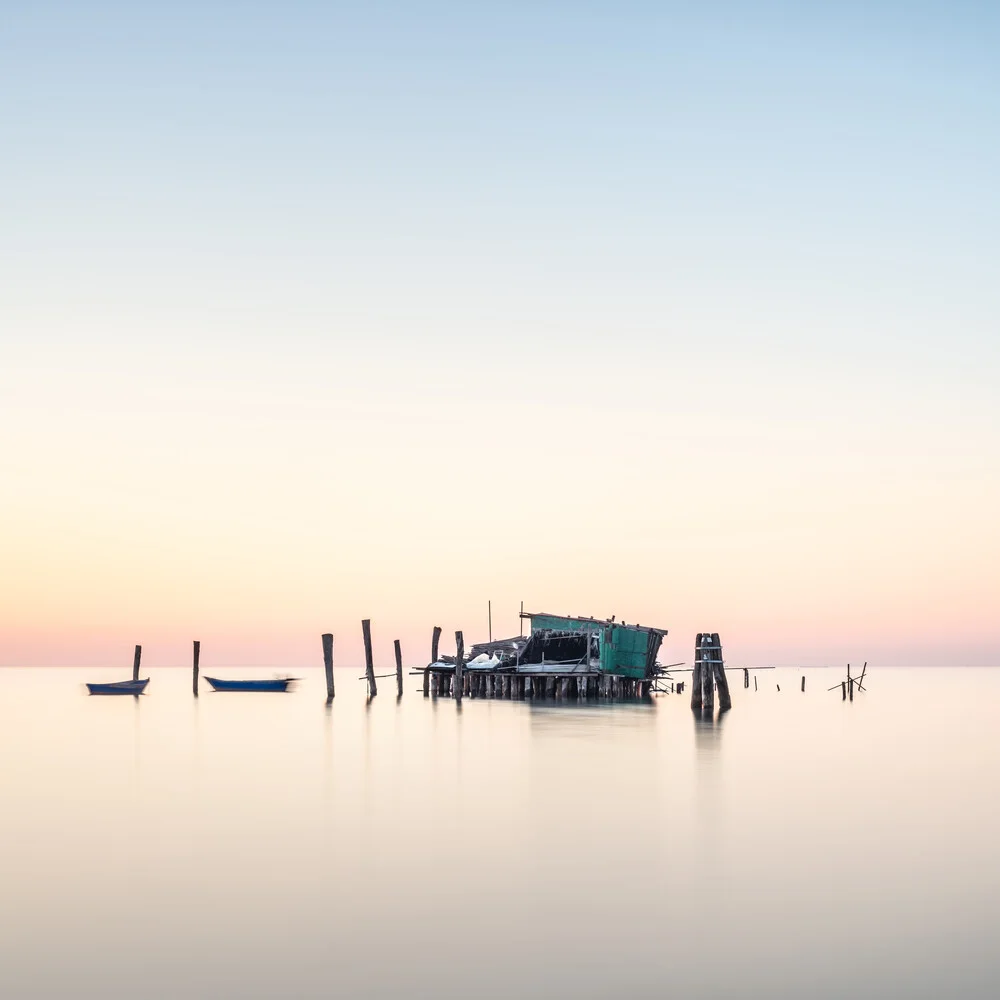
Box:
(2, 667, 1000, 1000)
(692, 705, 727, 753)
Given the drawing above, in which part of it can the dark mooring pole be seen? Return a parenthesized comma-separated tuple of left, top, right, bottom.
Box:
(362, 619, 377, 697)
(132, 644, 142, 681)
(690, 654, 704, 711)
(455, 630, 464, 703)
(711, 632, 731, 713)
(431, 625, 441, 664)
(394, 639, 403, 698)
(192, 640, 200, 697)
(322, 633, 335, 701)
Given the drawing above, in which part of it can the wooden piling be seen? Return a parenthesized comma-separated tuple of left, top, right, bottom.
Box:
(454, 631, 464, 703)
(132, 644, 142, 681)
(702, 658, 714, 714)
(362, 619, 377, 697)
(192, 640, 200, 696)
(394, 639, 403, 698)
(801, 675, 805, 693)
(423, 667, 430, 697)
(431, 626, 442, 666)
(711, 634, 731, 713)
(322, 633, 335, 701)
(842, 680, 846, 700)
(754, 675, 757, 691)
(744, 667, 749, 689)
(691, 662, 703, 710)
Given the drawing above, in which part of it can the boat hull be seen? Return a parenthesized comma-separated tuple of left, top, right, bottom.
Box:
(86, 679, 150, 696)
(204, 677, 293, 692)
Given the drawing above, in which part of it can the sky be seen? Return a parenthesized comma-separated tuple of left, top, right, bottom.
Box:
(2, 1, 998, 668)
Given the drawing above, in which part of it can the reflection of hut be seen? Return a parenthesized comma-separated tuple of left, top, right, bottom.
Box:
(471, 612, 666, 680)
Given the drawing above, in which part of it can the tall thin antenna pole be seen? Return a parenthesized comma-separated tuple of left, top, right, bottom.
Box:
(488, 600, 492, 643)
(519, 600, 524, 638)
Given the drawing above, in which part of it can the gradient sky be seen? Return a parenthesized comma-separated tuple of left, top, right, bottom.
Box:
(2, 1, 998, 668)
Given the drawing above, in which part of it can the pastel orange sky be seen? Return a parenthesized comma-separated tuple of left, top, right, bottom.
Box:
(3, 4, 998, 668)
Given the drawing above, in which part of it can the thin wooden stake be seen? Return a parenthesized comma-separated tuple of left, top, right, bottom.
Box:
(322, 633, 335, 701)
(362, 619, 377, 697)
(132, 644, 142, 681)
(192, 640, 200, 697)
(394, 639, 403, 698)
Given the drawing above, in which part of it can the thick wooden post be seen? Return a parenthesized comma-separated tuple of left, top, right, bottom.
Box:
(192, 640, 200, 697)
(691, 661, 703, 710)
(744, 667, 749, 688)
(455, 631, 464, 702)
(801, 675, 805, 692)
(702, 655, 714, 714)
(842, 680, 847, 700)
(423, 667, 430, 697)
(394, 640, 403, 698)
(132, 644, 142, 681)
(711, 633, 731, 712)
(362, 619, 377, 697)
(322, 633, 335, 701)
(431, 626, 442, 665)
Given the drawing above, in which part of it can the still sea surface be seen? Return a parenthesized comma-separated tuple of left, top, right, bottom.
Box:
(0, 666, 997, 999)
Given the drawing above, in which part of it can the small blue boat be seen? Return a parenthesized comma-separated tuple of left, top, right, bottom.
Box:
(86, 678, 150, 696)
(204, 676, 295, 693)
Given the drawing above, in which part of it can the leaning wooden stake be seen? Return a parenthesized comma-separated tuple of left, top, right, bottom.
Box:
(132, 644, 142, 681)
(362, 619, 377, 697)
(192, 640, 200, 697)
(394, 640, 403, 698)
(454, 631, 464, 703)
(322, 633, 335, 701)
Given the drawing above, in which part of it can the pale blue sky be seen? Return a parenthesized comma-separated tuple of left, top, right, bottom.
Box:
(2, 2, 998, 664)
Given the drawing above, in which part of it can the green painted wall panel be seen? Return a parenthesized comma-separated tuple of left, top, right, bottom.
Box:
(529, 614, 654, 678)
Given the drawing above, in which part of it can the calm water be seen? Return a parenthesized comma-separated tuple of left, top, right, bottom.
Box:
(1, 666, 998, 999)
